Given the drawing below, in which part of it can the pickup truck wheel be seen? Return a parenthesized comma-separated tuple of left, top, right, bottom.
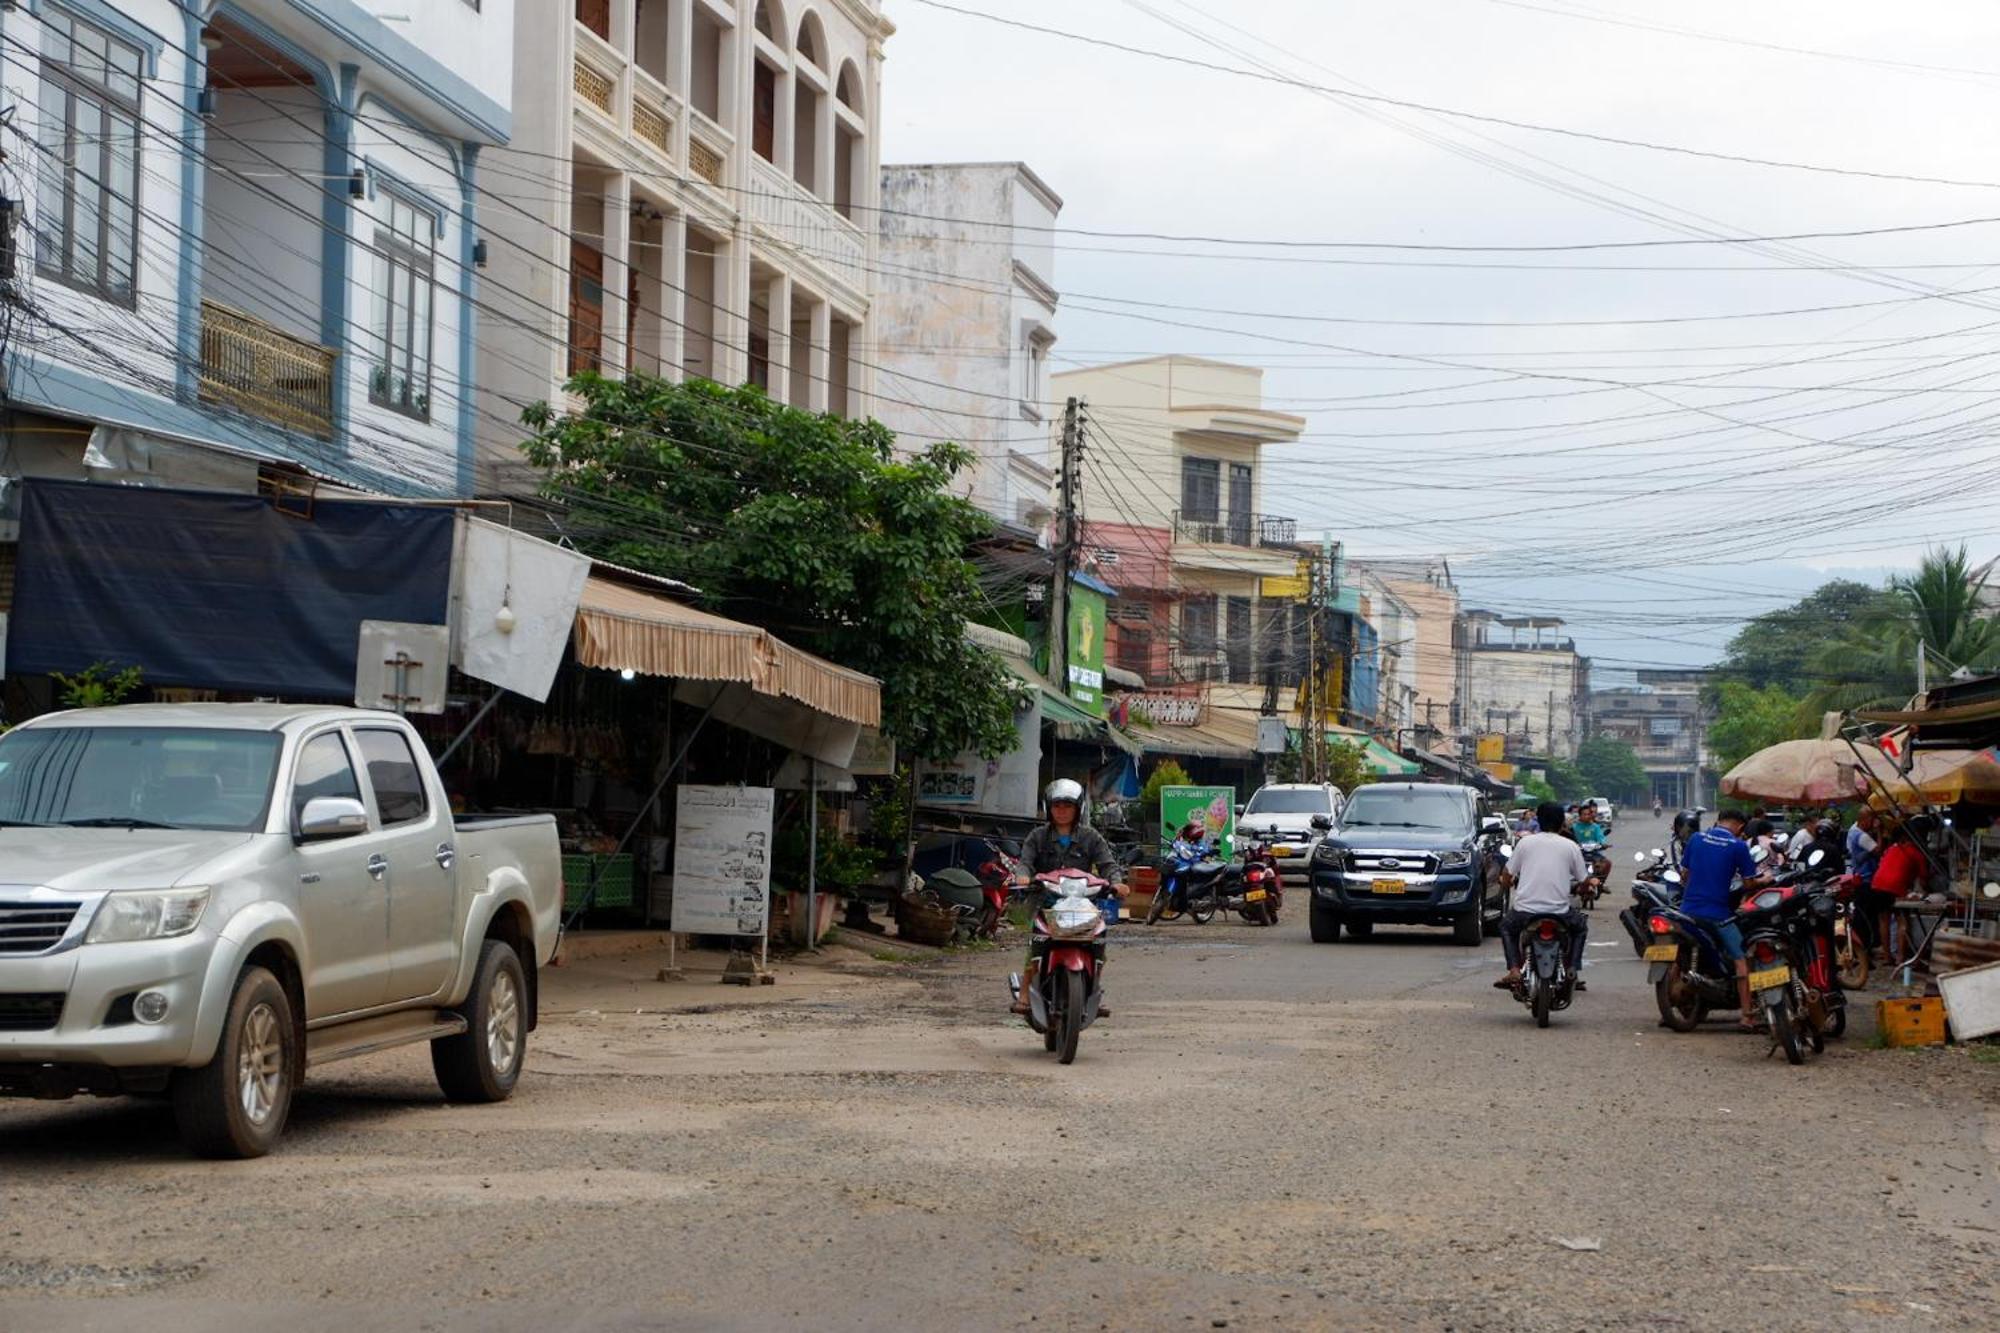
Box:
(1452, 902, 1483, 947)
(432, 940, 527, 1103)
(171, 965, 294, 1160)
(1308, 900, 1340, 943)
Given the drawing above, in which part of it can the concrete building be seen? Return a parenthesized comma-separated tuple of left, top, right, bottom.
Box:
(1461, 611, 1589, 762)
(1, 0, 514, 501)
(476, 0, 892, 494)
(1052, 356, 1305, 692)
(1593, 670, 1710, 806)
(1353, 566, 1420, 741)
(872, 161, 1061, 525)
(1348, 557, 1461, 753)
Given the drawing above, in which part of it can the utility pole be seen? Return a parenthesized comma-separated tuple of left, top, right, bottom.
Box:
(1051, 397, 1083, 696)
(1917, 638, 1929, 694)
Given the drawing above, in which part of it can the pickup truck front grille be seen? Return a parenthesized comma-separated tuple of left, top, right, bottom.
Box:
(0, 992, 65, 1031)
(0, 901, 82, 954)
(1348, 851, 1439, 875)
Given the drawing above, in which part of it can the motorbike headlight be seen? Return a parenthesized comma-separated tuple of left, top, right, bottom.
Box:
(86, 888, 210, 944)
(1437, 850, 1471, 869)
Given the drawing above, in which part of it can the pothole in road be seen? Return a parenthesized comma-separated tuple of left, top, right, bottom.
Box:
(0, 1257, 203, 1294)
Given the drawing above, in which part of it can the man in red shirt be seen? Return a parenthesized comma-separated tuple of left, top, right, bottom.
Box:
(1864, 818, 1932, 963)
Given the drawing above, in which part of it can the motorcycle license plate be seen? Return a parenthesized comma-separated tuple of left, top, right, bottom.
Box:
(1371, 878, 1406, 894)
(1644, 943, 1679, 963)
(1245, 888, 1268, 902)
(1748, 964, 1791, 991)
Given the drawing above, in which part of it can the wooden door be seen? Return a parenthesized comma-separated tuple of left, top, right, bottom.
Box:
(753, 63, 776, 161)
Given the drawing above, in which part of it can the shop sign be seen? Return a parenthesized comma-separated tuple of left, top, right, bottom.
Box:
(1476, 733, 1506, 763)
(1160, 784, 1236, 857)
(1067, 580, 1107, 716)
(917, 766, 985, 805)
(848, 727, 897, 777)
(671, 785, 775, 937)
(1132, 693, 1204, 726)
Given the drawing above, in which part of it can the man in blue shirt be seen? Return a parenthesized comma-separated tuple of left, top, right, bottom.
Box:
(1679, 810, 1770, 1031)
(1846, 809, 1881, 883)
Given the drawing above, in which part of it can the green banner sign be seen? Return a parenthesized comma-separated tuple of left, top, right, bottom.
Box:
(1066, 580, 1107, 716)
(1160, 784, 1235, 857)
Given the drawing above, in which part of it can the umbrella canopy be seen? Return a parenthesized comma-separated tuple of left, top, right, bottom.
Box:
(1720, 738, 1876, 805)
(1865, 749, 2000, 808)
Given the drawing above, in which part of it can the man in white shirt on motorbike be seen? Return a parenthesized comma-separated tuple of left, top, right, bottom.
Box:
(1493, 801, 1597, 993)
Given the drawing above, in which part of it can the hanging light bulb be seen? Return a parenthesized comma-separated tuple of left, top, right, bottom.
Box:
(495, 602, 517, 634)
(620, 669, 636, 682)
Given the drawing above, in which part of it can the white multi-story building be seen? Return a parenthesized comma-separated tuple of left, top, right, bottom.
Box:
(0, 0, 512, 503)
(477, 0, 891, 494)
(872, 161, 1061, 525)
(1461, 611, 1590, 762)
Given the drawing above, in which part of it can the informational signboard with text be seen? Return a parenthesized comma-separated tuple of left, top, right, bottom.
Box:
(672, 786, 776, 937)
(1160, 784, 1236, 857)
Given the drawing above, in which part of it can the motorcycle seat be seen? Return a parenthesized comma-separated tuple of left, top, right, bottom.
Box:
(1183, 860, 1230, 882)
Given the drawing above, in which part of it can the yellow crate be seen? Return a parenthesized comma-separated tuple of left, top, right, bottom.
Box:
(1877, 997, 1949, 1048)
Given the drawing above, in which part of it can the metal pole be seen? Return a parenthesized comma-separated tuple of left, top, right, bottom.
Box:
(1917, 639, 1929, 694)
(436, 688, 506, 768)
(806, 756, 819, 950)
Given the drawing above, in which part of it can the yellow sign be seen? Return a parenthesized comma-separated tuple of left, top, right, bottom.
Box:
(1260, 575, 1309, 600)
(1476, 733, 1505, 763)
(1482, 761, 1515, 781)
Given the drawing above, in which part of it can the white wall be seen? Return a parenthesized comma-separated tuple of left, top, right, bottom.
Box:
(352, 0, 517, 114)
(204, 88, 324, 343)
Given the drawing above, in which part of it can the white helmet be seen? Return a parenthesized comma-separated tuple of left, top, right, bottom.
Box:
(1044, 778, 1084, 808)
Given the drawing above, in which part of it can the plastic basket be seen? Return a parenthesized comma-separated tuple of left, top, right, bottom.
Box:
(563, 853, 635, 911)
(1877, 996, 1948, 1048)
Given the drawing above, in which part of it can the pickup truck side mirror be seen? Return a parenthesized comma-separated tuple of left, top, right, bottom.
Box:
(298, 796, 369, 841)
(1233, 803, 1245, 817)
(1479, 815, 1504, 834)
(1310, 814, 1333, 831)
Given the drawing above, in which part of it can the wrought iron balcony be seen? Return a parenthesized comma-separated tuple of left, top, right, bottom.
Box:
(1171, 508, 1298, 549)
(197, 301, 338, 438)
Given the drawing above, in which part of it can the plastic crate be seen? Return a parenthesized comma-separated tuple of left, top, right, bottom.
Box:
(563, 853, 635, 911)
(1877, 996, 1948, 1048)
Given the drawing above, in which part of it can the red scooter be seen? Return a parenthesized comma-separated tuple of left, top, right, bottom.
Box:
(1007, 870, 1114, 1065)
(973, 841, 1022, 939)
(1236, 829, 1285, 926)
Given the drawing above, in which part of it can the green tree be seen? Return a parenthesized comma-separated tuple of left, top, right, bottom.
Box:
(523, 375, 1024, 762)
(1519, 774, 1557, 805)
(1326, 739, 1370, 796)
(1707, 681, 1812, 774)
(1715, 579, 1891, 692)
(1138, 758, 1193, 837)
(1805, 546, 2000, 714)
(1544, 756, 1589, 801)
(1576, 736, 1648, 803)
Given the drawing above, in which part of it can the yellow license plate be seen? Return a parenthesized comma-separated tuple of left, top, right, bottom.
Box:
(1245, 888, 1267, 902)
(1270, 846, 1293, 857)
(1644, 943, 1679, 962)
(1371, 878, 1406, 894)
(1748, 965, 1791, 991)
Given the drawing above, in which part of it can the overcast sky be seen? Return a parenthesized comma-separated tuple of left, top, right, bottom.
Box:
(878, 0, 2000, 675)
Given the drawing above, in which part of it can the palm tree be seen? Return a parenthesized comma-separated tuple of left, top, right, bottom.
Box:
(1806, 546, 2000, 713)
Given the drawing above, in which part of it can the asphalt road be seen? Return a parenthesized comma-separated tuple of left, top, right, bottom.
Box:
(2, 813, 1996, 1330)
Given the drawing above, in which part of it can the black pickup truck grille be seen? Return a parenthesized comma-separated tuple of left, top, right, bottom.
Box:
(0, 901, 81, 954)
(0, 993, 65, 1031)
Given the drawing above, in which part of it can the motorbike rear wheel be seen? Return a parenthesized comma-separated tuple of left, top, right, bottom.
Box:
(1146, 888, 1171, 925)
(1655, 966, 1707, 1033)
(1532, 977, 1552, 1028)
(1057, 969, 1084, 1065)
(1770, 999, 1805, 1066)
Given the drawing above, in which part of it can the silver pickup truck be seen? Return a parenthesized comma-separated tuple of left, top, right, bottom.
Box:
(0, 704, 561, 1158)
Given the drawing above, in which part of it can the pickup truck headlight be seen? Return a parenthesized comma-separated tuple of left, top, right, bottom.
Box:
(1436, 850, 1472, 870)
(85, 888, 210, 944)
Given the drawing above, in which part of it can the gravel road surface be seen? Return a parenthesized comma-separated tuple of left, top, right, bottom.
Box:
(2, 814, 1996, 1330)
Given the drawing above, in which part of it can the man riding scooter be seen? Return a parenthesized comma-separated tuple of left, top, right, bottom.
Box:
(1494, 801, 1597, 994)
(1678, 809, 1773, 1033)
(1010, 780, 1125, 1016)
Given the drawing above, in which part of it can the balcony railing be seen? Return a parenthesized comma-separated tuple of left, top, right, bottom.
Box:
(747, 155, 867, 301)
(197, 300, 338, 438)
(630, 67, 679, 159)
(688, 109, 731, 187)
(573, 50, 615, 118)
(1171, 508, 1298, 550)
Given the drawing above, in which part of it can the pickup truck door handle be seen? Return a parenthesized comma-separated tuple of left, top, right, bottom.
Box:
(366, 854, 389, 881)
(435, 843, 455, 871)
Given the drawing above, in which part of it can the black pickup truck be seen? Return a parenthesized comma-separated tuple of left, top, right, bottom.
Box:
(1306, 782, 1507, 945)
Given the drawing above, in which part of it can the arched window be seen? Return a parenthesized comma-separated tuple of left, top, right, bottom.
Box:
(754, 1, 778, 40)
(833, 60, 864, 219)
(795, 12, 825, 68)
(836, 59, 862, 111)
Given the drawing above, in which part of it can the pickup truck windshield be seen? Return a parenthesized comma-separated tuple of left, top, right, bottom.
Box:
(1245, 790, 1330, 815)
(1340, 789, 1469, 832)
(0, 727, 282, 832)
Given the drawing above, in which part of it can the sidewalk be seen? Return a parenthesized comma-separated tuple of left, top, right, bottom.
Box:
(540, 928, 941, 1019)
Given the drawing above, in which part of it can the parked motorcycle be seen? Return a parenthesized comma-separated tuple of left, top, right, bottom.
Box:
(1008, 870, 1115, 1064)
(1146, 837, 1234, 925)
(972, 840, 1022, 939)
(1618, 848, 1681, 956)
(1233, 827, 1286, 926)
(1830, 872, 1871, 990)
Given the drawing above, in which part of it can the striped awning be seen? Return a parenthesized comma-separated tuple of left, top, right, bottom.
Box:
(571, 577, 880, 728)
